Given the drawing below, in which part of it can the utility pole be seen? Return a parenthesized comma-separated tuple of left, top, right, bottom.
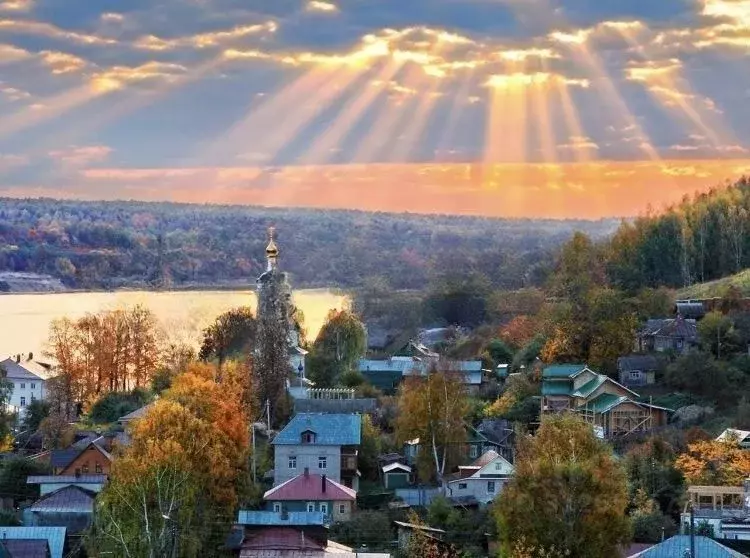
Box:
(252, 423, 257, 483)
(689, 501, 695, 558)
(266, 399, 271, 432)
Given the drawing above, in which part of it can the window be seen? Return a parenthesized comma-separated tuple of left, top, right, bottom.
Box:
(19, 397, 26, 407)
(469, 445, 478, 458)
(458, 483, 467, 490)
(487, 481, 496, 493)
(288, 456, 297, 469)
(301, 431, 316, 444)
(273, 502, 282, 513)
(20, 383, 25, 389)
(307, 502, 315, 513)
(30, 383, 35, 389)
(629, 370, 642, 381)
(95, 463, 102, 474)
(320, 503, 328, 515)
(339, 504, 346, 514)
(82, 463, 89, 474)
(318, 456, 327, 469)
(495, 462, 502, 471)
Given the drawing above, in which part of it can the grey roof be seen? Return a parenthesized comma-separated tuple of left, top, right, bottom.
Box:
(27, 474, 107, 485)
(641, 317, 698, 340)
(0, 527, 66, 558)
(0, 358, 44, 381)
(634, 535, 744, 557)
(294, 398, 377, 414)
(0, 539, 49, 558)
(49, 448, 80, 469)
(117, 402, 154, 422)
(617, 355, 662, 372)
(236, 511, 325, 526)
(272, 413, 361, 446)
(28, 485, 96, 513)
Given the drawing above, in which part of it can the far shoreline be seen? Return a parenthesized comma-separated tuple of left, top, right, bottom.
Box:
(0, 285, 351, 296)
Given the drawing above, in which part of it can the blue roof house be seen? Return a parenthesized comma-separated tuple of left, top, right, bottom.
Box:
(272, 413, 361, 491)
(358, 357, 484, 394)
(0, 527, 66, 558)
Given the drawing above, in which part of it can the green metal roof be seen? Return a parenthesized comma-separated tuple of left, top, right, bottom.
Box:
(571, 375, 607, 398)
(582, 393, 630, 413)
(541, 380, 572, 396)
(542, 364, 588, 379)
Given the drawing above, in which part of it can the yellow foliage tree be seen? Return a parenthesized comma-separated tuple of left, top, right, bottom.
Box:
(675, 439, 750, 486)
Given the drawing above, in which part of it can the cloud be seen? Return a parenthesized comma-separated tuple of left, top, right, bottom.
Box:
(0, 0, 33, 12)
(39, 50, 88, 74)
(306, 1, 339, 13)
(558, 136, 600, 151)
(89, 61, 188, 91)
(0, 18, 117, 45)
(0, 84, 31, 101)
(0, 153, 28, 170)
(100, 13, 125, 23)
(133, 21, 277, 51)
(484, 72, 589, 88)
(48, 145, 112, 167)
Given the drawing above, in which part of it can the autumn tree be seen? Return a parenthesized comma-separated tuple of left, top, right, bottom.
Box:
(198, 307, 256, 369)
(675, 438, 750, 486)
(499, 315, 538, 351)
(396, 369, 469, 483)
(359, 414, 382, 481)
(307, 309, 366, 387)
(403, 511, 460, 558)
(495, 414, 631, 557)
(92, 362, 251, 557)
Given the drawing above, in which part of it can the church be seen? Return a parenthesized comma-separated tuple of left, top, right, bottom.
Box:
(256, 228, 308, 377)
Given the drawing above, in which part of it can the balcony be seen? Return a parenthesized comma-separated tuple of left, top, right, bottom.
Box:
(341, 453, 358, 472)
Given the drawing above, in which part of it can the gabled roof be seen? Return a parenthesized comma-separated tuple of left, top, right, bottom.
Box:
(0, 358, 44, 381)
(263, 473, 357, 502)
(0, 528, 66, 558)
(117, 402, 154, 423)
(716, 428, 750, 443)
(382, 463, 411, 474)
(453, 450, 514, 481)
(236, 511, 325, 526)
(50, 439, 113, 469)
(571, 375, 608, 398)
(272, 413, 361, 446)
(467, 449, 500, 469)
(28, 485, 96, 513)
(641, 317, 698, 340)
(542, 364, 590, 379)
(0, 539, 49, 558)
(583, 393, 673, 414)
(633, 535, 744, 557)
(617, 355, 662, 372)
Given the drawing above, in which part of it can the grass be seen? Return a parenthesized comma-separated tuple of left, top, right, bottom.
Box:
(677, 268, 750, 299)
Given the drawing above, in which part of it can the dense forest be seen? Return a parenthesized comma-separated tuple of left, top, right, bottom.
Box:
(0, 198, 616, 291)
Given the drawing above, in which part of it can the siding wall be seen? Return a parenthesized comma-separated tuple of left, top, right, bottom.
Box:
(274, 445, 342, 485)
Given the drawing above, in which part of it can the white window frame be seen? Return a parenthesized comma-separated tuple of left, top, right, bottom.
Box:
(288, 455, 297, 469)
(318, 456, 327, 469)
(307, 502, 315, 513)
(273, 502, 282, 513)
(487, 481, 496, 493)
(495, 462, 502, 471)
(30, 383, 35, 389)
(320, 503, 328, 515)
(629, 370, 643, 381)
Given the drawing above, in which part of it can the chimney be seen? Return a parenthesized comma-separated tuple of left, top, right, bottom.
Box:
(322, 474, 326, 493)
(27, 352, 33, 361)
(15, 354, 20, 363)
(304, 467, 309, 478)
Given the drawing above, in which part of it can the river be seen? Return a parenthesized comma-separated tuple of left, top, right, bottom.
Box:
(0, 289, 348, 360)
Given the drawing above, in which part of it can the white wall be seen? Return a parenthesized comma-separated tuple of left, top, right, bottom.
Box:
(445, 478, 508, 505)
(8, 378, 45, 416)
(274, 445, 342, 486)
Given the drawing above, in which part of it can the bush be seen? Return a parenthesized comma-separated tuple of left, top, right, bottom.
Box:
(88, 389, 152, 424)
(632, 511, 677, 543)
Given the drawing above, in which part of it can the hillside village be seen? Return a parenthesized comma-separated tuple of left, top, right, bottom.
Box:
(0, 181, 750, 557)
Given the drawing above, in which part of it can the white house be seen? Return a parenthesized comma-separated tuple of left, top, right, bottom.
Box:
(443, 450, 514, 505)
(716, 428, 750, 450)
(0, 355, 49, 416)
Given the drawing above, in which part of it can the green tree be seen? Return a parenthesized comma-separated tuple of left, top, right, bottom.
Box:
(485, 339, 514, 367)
(307, 309, 366, 388)
(664, 352, 733, 403)
(88, 389, 152, 424)
(698, 311, 738, 359)
(424, 273, 493, 328)
(359, 414, 382, 481)
(624, 438, 685, 518)
(198, 307, 256, 368)
(22, 399, 50, 433)
(495, 414, 631, 558)
(0, 457, 50, 507)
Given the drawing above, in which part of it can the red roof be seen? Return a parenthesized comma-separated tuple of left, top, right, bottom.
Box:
(264, 474, 356, 502)
(243, 527, 326, 551)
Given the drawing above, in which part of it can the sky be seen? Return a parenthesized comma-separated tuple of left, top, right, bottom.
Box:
(0, 0, 749, 219)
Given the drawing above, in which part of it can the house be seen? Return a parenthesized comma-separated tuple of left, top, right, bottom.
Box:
(636, 316, 699, 354)
(26, 474, 107, 496)
(382, 463, 412, 490)
(272, 413, 361, 489)
(716, 429, 750, 449)
(50, 438, 113, 476)
(0, 539, 51, 558)
(23, 485, 96, 535)
(358, 356, 484, 394)
(0, 355, 48, 416)
(263, 469, 356, 522)
(117, 402, 154, 426)
(224, 511, 390, 557)
(469, 419, 515, 463)
(0, 527, 66, 558)
(394, 521, 447, 551)
(541, 364, 670, 438)
(443, 450, 514, 505)
(617, 355, 663, 387)
(680, 483, 750, 541)
(291, 387, 377, 414)
(632, 535, 745, 557)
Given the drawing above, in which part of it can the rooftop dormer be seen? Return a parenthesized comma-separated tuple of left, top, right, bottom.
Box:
(301, 430, 317, 444)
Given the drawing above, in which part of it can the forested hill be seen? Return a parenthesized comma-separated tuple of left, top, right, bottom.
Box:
(604, 177, 750, 293)
(0, 198, 616, 291)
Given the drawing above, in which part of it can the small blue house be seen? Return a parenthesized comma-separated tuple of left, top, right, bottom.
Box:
(0, 527, 66, 558)
(632, 535, 745, 557)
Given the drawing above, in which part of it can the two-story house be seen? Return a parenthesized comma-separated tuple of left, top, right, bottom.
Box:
(0, 355, 48, 416)
(636, 316, 699, 354)
(541, 364, 670, 438)
(263, 469, 356, 522)
(272, 413, 361, 489)
(443, 450, 514, 505)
